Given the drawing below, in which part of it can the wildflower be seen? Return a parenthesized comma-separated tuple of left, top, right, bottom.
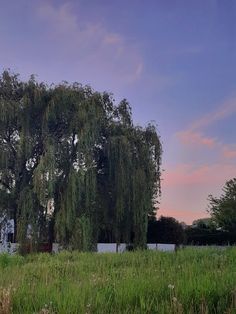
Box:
(168, 284, 174, 289)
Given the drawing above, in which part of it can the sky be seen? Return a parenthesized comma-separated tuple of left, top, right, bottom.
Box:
(0, 0, 236, 224)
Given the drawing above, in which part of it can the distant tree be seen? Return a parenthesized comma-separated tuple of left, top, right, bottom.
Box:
(208, 178, 236, 232)
(147, 216, 185, 245)
(185, 225, 236, 245)
(180, 221, 187, 230)
(192, 218, 213, 229)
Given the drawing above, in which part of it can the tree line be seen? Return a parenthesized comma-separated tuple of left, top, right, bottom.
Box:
(186, 178, 236, 245)
(0, 71, 162, 251)
(149, 178, 236, 246)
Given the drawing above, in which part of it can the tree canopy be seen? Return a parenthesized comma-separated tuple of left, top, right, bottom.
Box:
(0, 71, 162, 250)
(208, 178, 236, 233)
(147, 216, 184, 245)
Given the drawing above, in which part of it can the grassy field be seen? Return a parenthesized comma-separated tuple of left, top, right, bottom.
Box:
(0, 248, 236, 314)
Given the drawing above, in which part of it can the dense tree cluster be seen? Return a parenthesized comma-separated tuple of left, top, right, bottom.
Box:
(185, 179, 236, 245)
(0, 71, 162, 251)
(185, 180, 236, 245)
(147, 216, 185, 245)
(208, 178, 236, 233)
(185, 227, 236, 245)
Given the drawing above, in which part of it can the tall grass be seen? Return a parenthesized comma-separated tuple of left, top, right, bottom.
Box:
(0, 248, 235, 313)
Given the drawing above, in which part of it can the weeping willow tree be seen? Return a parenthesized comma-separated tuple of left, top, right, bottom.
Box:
(0, 71, 162, 251)
(103, 102, 162, 249)
(0, 71, 47, 250)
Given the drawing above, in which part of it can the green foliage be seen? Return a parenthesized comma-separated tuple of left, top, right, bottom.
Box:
(71, 215, 93, 251)
(147, 216, 185, 245)
(208, 178, 236, 232)
(185, 226, 236, 245)
(0, 71, 162, 250)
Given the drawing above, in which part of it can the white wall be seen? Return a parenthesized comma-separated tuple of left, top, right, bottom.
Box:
(147, 243, 157, 250)
(147, 243, 175, 252)
(117, 243, 126, 253)
(97, 243, 176, 253)
(0, 241, 176, 255)
(157, 244, 175, 252)
(97, 243, 117, 253)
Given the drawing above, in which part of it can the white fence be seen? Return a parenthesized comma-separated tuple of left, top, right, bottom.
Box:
(97, 243, 117, 253)
(147, 243, 176, 251)
(96, 243, 176, 253)
(157, 244, 176, 252)
(0, 242, 176, 254)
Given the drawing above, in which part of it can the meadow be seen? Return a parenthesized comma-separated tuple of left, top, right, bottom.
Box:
(0, 248, 236, 314)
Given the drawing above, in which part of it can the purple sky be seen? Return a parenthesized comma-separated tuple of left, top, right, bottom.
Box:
(1, 1, 236, 223)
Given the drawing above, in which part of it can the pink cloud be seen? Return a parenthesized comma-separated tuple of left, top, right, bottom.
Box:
(165, 97, 236, 223)
(162, 163, 236, 187)
(159, 162, 236, 224)
(103, 34, 123, 45)
(176, 130, 217, 148)
(164, 90, 236, 224)
(176, 97, 236, 148)
(176, 97, 236, 154)
(223, 148, 236, 159)
(190, 97, 236, 130)
(158, 207, 208, 224)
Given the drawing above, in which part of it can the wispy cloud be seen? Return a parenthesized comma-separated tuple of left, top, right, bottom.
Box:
(190, 97, 236, 130)
(160, 162, 236, 223)
(38, 3, 78, 35)
(103, 34, 123, 45)
(37, 2, 143, 85)
(223, 146, 236, 159)
(176, 96, 236, 149)
(163, 163, 236, 187)
(165, 45, 204, 57)
(162, 97, 236, 223)
(177, 130, 218, 148)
